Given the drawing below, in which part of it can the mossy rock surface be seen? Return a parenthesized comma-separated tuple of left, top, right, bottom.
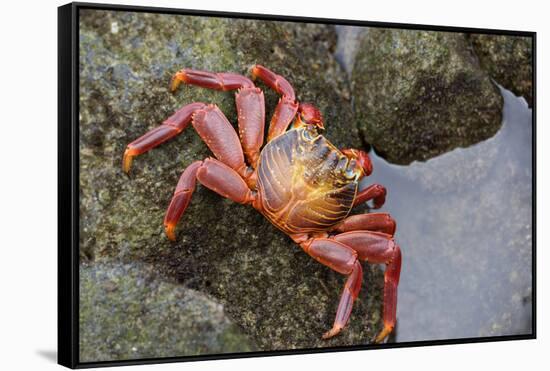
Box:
(79, 262, 254, 362)
(469, 34, 533, 106)
(352, 29, 503, 164)
(79, 9, 382, 357)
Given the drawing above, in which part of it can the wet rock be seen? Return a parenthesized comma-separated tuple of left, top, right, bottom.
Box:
(79, 262, 254, 362)
(79, 9, 382, 354)
(352, 29, 503, 165)
(469, 34, 533, 106)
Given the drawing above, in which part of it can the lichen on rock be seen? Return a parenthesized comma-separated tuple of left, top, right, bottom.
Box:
(79, 262, 254, 362)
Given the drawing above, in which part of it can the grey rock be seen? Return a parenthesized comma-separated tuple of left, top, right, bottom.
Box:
(352, 29, 503, 164)
(79, 262, 254, 362)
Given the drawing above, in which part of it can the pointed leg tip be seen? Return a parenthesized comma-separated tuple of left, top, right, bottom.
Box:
(374, 326, 393, 344)
(249, 65, 260, 80)
(170, 78, 181, 93)
(165, 224, 177, 241)
(170, 71, 186, 92)
(122, 150, 134, 174)
(322, 326, 342, 340)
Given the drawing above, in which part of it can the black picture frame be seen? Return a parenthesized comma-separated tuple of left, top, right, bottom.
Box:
(58, 2, 536, 368)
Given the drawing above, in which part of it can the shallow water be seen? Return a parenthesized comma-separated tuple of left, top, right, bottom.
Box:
(360, 87, 533, 341)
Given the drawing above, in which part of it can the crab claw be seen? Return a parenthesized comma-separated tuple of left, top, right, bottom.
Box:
(298, 103, 324, 130)
(342, 149, 373, 176)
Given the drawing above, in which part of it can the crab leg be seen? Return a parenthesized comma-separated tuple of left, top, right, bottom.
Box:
(250, 65, 296, 100)
(171, 68, 266, 169)
(332, 231, 402, 343)
(191, 104, 250, 177)
(251, 65, 299, 141)
(123, 102, 206, 173)
(354, 184, 387, 209)
(235, 88, 265, 168)
(332, 213, 396, 236)
(171, 69, 255, 92)
(164, 158, 255, 241)
(300, 238, 363, 339)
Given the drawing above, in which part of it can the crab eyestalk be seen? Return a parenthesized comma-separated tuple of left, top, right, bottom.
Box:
(342, 148, 373, 177)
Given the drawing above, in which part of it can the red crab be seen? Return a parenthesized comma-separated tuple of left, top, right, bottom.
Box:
(123, 65, 402, 343)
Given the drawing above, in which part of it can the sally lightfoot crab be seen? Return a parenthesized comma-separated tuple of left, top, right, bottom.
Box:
(123, 65, 402, 343)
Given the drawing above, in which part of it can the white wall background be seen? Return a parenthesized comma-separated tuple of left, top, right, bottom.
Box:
(0, 0, 545, 370)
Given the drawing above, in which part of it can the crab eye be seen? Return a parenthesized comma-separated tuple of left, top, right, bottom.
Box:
(301, 127, 318, 141)
(335, 157, 348, 173)
(345, 160, 358, 179)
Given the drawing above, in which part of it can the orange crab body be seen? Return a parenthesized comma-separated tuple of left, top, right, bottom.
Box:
(256, 127, 358, 236)
(123, 65, 402, 343)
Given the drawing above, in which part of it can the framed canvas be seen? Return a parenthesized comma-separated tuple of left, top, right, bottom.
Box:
(58, 2, 536, 368)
